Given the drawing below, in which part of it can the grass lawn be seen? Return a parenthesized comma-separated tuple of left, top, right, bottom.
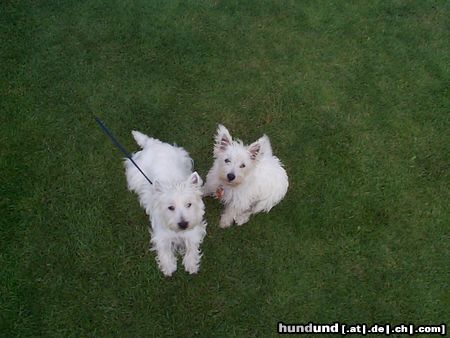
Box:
(1, 0, 449, 336)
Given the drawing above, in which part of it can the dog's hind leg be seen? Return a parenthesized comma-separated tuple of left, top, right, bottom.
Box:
(235, 201, 259, 225)
(235, 210, 251, 226)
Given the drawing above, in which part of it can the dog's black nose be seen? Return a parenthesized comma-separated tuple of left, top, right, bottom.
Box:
(178, 221, 188, 230)
(227, 173, 235, 181)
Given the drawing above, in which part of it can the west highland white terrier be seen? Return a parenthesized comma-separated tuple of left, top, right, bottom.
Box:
(204, 125, 288, 228)
(125, 131, 206, 276)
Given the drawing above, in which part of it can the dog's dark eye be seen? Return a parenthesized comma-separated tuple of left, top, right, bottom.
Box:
(186, 203, 192, 208)
(225, 159, 230, 163)
(168, 206, 175, 211)
(240, 163, 246, 168)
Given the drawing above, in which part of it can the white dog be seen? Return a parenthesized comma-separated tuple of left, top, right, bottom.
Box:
(204, 125, 288, 228)
(125, 131, 206, 276)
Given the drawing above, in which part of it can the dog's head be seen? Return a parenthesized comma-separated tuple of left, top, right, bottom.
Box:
(153, 172, 205, 232)
(213, 125, 270, 187)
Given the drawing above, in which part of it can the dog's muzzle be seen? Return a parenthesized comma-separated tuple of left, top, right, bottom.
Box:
(178, 221, 189, 230)
(227, 173, 236, 182)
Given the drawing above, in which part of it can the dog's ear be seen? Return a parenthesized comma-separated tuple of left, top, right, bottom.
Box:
(153, 180, 164, 193)
(214, 124, 232, 153)
(248, 140, 261, 160)
(188, 172, 203, 187)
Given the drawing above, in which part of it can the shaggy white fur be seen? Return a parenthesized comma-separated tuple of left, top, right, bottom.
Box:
(205, 125, 288, 228)
(125, 131, 206, 276)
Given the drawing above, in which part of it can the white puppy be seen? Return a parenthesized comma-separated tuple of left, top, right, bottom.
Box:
(125, 131, 206, 276)
(205, 125, 288, 228)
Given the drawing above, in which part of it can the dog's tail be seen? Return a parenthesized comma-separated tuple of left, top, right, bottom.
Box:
(132, 130, 157, 149)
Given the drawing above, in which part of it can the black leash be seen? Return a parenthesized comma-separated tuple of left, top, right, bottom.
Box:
(94, 116, 153, 185)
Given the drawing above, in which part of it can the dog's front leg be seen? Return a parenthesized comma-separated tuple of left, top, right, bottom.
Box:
(219, 206, 236, 228)
(183, 240, 201, 274)
(154, 239, 177, 277)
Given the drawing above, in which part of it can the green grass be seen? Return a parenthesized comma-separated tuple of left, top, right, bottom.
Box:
(1, 0, 449, 336)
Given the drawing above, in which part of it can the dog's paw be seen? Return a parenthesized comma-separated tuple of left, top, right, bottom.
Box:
(161, 266, 176, 277)
(235, 214, 250, 226)
(219, 216, 232, 228)
(159, 261, 177, 277)
(184, 263, 199, 275)
(183, 257, 199, 274)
